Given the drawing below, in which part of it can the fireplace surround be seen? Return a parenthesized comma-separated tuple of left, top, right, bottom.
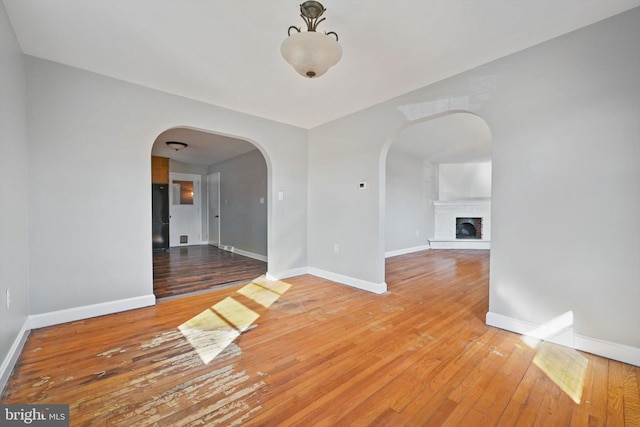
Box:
(456, 217, 482, 239)
(430, 199, 490, 249)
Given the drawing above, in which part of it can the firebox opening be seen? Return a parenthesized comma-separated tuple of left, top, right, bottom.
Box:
(456, 217, 482, 239)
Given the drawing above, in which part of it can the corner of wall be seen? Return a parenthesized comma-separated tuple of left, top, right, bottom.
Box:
(0, 318, 31, 395)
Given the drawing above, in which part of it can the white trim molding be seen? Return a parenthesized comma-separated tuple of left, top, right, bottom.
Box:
(0, 318, 31, 394)
(385, 245, 431, 258)
(486, 312, 640, 367)
(29, 294, 156, 329)
(232, 248, 268, 263)
(307, 267, 387, 294)
(268, 267, 387, 294)
(429, 239, 490, 250)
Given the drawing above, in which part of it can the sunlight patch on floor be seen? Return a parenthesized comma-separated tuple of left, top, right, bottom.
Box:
(520, 311, 588, 404)
(252, 275, 292, 295)
(213, 297, 260, 331)
(178, 308, 241, 364)
(179, 276, 292, 364)
(237, 283, 281, 308)
(533, 342, 588, 404)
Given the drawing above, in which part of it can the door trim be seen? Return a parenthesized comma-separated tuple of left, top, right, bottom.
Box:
(169, 172, 202, 247)
(207, 172, 221, 247)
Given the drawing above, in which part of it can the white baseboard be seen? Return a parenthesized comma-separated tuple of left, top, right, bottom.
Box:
(232, 248, 268, 263)
(2, 294, 155, 393)
(0, 318, 30, 394)
(385, 245, 431, 258)
(429, 239, 490, 250)
(29, 294, 156, 329)
(268, 266, 387, 295)
(486, 312, 640, 367)
(307, 267, 387, 294)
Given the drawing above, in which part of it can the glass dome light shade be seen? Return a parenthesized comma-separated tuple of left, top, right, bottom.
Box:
(281, 31, 342, 78)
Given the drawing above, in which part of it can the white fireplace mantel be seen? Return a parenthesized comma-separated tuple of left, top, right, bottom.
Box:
(433, 198, 491, 206)
(430, 198, 491, 249)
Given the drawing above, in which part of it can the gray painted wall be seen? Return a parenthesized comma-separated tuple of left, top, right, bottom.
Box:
(208, 150, 268, 257)
(385, 152, 434, 253)
(438, 163, 491, 200)
(25, 57, 307, 315)
(309, 101, 404, 285)
(487, 9, 640, 347)
(309, 9, 640, 348)
(168, 152, 268, 255)
(0, 2, 29, 387)
(169, 159, 208, 175)
(2, 4, 638, 376)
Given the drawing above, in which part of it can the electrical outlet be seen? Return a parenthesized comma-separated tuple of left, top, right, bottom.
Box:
(334, 244, 339, 253)
(416, 230, 420, 236)
(6, 288, 11, 310)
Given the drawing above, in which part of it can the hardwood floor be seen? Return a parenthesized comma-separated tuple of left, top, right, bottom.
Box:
(153, 245, 267, 299)
(3, 250, 639, 426)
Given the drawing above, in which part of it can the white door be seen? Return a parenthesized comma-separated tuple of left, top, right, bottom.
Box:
(169, 173, 201, 247)
(207, 172, 220, 246)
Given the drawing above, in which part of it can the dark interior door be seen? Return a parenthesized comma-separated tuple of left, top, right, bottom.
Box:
(152, 184, 169, 251)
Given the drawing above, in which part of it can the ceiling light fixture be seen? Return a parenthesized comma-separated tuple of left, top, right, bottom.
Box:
(166, 141, 188, 151)
(281, 1, 341, 78)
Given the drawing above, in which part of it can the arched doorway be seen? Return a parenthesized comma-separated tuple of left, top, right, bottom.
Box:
(381, 111, 492, 282)
(150, 126, 270, 298)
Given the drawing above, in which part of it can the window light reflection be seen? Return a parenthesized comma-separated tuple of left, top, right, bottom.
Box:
(178, 276, 292, 364)
(520, 311, 588, 404)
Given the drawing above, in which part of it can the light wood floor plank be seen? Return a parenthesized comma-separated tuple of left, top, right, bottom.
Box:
(2, 250, 639, 426)
(621, 361, 640, 426)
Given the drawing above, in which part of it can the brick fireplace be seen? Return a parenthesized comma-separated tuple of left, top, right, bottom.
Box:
(430, 199, 491, 249)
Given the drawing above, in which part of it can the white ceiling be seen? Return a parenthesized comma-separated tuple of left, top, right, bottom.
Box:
(152, 127, 257, 166)
(392, 113, 492, 164)
(4, 0, 639, 165)
(5, 0, 639, 130)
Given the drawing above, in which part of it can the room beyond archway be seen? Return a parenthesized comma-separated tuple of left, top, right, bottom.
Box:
(383, 112, 492, 275)
(150, 127, 269, 298)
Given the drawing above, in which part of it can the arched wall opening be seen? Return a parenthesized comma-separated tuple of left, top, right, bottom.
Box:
(380, 110, 493, 282)
(150, 126, 271, 298)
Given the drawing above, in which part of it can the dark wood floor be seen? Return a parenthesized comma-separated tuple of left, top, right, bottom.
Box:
(3, 250, 639, 425)
(153, 245, 267, 299)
